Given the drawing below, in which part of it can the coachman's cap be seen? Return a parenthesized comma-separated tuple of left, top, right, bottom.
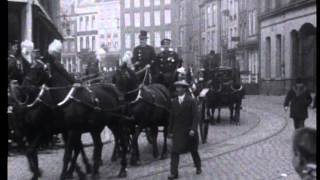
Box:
(161, 38, 171, 45)
(139, 30, 148, 39)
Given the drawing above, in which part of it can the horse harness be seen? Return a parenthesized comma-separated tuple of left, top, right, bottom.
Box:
(22, 83, 132, 121)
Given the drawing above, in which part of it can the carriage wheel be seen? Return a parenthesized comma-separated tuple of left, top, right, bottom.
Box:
(199, 99, 209, 144)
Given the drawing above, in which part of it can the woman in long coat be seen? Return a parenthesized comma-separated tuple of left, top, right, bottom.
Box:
(168, 80, 201, 179)
(284, 78, 312, 129)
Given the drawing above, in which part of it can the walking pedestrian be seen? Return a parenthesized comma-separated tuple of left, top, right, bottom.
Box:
(292, 127, 316, 180)
(168, 79, 202, 179)
(284, 77, 312, 129)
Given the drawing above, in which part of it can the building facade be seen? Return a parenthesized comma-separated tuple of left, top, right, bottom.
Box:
(173, 0, 201, 68)
(199, 0, 221, 56)
(238, 0, 259, 94)
(259, 0, 316, 94)
(95, 0, 121, 69)
(120, 0, 174, 56)
(60, 0, 78, 73)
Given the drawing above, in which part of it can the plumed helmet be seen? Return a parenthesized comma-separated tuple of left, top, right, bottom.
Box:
(21, 40, 34, 64)
(48, 39, 62, 55)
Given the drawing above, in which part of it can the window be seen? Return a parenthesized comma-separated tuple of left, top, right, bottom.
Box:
(207, 5, 212, 27)
(248, 11, 252, 35)
(276, 34, 281, 77)
(154, 32, 161, 47)
(165, 31, 171, 39)
(80, 37, 83, 50)
(179, 27, 184, 47)
(79, 17, 83, 31)
(179, 5, 184, 20)
(144, 12, 151, 27)
(125, 34, 131, 49)
(252, 10, 256, 34)
(86, 36, 89, 49)
(124, 0, 131, 8)
(265, 0, 270, 12)
(154, 11, 160, 26)
(92, 36, 95, 51)
(68, 41, 71, 52)
(85, 16, 89, 31)
(154, 0, 160, 6)
(212, 4, 217, 25)
(147, 32, 151, 45)
(92, 15, 95, 30)
(164, 0, 171, 5)
(134, 0, 140, 8)
(71, 42, 75, 52)
(164, 10, 171, 24)
(135, 33, 139, 46)
(144, 0, 150, 7)
(124, 13, 131, 27)
(265, 37, 271, 78)
(134, 13, 140, 27)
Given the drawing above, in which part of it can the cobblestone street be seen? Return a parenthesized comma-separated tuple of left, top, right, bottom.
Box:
(7, 95, 316, 180)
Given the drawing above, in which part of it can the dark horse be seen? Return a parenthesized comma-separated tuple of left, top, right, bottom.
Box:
(112, 64, 171, 165)
(15, 55, 130, 180)
(205, 67, 244, 125)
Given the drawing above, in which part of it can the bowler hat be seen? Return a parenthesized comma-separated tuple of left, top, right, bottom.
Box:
(174, 79, 189, 87)
(139, 30, 148, 39)
(161, 38, 171, 45)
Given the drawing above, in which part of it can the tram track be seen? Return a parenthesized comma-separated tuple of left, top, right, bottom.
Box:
(131, 106, 289, 180)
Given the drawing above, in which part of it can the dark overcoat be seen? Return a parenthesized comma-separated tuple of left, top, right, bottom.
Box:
(131, 45, 156, 71)
(169, 94, 199, 154)
(284, 85, 312, 120)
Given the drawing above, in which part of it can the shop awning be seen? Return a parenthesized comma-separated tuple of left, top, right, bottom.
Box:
(8, 0, 63, 40)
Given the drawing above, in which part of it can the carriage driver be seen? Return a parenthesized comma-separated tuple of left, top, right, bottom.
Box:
(131, 30, 156, 72)
(153, 38, 183, 85)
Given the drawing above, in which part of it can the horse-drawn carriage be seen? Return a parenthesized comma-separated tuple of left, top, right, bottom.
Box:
(197, 66, 245, 143)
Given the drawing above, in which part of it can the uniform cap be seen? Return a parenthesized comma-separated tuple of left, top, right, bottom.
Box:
(161, 38, 171, 45)
(139, 30, 148, 39)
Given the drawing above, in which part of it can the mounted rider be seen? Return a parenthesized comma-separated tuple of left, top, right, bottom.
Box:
(153, 38, 183, 92)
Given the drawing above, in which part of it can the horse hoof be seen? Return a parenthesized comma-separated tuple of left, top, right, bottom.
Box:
(111, 156, 117, 162)
(118, 169, 127, 178)
(153, 153, 159, 159)
(160, 154, 168, 160)
(85, 165, 92, 174)
(130, 160, 141, 166)
(97, 159, 103, 166)
(91, 173, 100, 180)
(64, 172, 74, 179)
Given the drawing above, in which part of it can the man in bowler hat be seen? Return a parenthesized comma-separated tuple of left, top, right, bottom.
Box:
(131, 30, 156, 72)
(168, 79, 202, 179)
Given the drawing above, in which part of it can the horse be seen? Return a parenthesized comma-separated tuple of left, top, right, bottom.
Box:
(205, 69, 244, 125)
(112, 64, 171, 165)
(16, 55, 131, 179)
